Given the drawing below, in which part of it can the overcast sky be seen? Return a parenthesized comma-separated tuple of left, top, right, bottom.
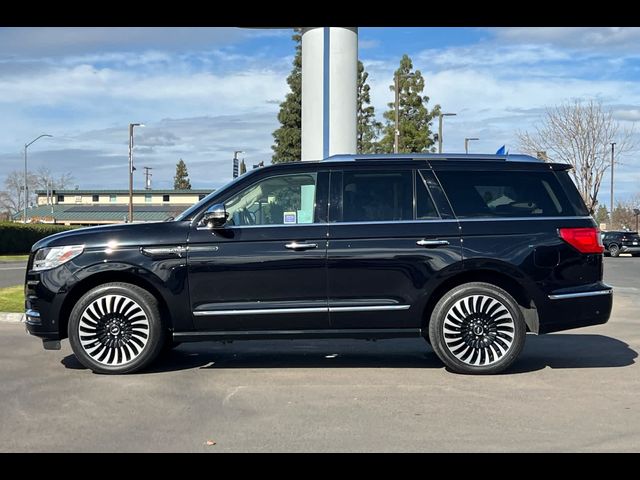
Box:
(1, 27, 639, 206)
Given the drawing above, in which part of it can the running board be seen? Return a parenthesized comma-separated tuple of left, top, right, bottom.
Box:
(174, 328, 422, 342)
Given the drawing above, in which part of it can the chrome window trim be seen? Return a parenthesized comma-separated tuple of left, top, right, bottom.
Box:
(193, 304, 410, 316)
(195, 216, 591, 230)
(548, 289, 612, 300)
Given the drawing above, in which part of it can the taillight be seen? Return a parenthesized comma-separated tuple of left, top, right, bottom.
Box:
(559, 227, 604, 254)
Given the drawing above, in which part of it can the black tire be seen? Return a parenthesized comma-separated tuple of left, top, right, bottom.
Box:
(428, 282, 526, 375)
(68, 282, 165, 374)
(609, 243, 620, 257)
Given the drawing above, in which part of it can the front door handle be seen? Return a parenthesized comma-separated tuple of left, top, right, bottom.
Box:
(285, 242, 318, 251)
(416, 239, 450, 248)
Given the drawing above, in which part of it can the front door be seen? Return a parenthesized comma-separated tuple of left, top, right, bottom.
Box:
(188, 170, 330, 331)
(326, 166, 462, 330)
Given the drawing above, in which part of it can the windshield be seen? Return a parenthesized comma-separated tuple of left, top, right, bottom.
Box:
(174, 169, 261, 221)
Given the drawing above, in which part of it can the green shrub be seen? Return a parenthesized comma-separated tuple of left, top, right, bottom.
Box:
(0, 222, 77, 254)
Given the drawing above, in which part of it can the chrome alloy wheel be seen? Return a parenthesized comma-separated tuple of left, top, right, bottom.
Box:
(442, 294, 515, 366)
(78, 294, 150, 366)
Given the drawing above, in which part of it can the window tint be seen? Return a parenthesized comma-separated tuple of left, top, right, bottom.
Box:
(341, 170, 412, 222)
(92, 194, 99, 202)
(225, 173, 317, 226)
(416, 171, 439, 219)
(163, 194, 170, 202)
(436, 170, 582, 218)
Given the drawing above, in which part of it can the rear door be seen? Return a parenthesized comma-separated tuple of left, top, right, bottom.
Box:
(326, 163, 462, 330)
(430, 161, 599, 297)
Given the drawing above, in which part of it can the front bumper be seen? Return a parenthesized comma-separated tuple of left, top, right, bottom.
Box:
(538, 283, 613, 334)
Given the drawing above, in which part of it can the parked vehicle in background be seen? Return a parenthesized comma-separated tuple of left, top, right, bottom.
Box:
(601, 231, 640, 257)
(24, 153, 612, 375)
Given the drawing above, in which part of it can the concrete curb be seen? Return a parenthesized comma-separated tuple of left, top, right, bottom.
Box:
(0, 312, 25, 323)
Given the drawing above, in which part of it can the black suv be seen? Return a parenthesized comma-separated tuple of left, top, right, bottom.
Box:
(25, 154, 612, 375)
(602, 230, 640, 257)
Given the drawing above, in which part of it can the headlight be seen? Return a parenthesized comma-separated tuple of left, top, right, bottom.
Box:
(33, 245, 84, 271)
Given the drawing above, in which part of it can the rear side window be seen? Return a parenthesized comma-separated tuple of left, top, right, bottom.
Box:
(436, 170, 586, 218)
(341, 170, 412, 222)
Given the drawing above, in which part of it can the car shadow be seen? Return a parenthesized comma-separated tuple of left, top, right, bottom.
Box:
(61, 334, 637, 375)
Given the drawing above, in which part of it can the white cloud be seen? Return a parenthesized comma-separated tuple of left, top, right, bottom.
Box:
(490, 27, 640, 52)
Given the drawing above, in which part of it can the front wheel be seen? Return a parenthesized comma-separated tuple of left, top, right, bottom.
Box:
(68, 282, 165, 374)
(428, 282, 526, 375)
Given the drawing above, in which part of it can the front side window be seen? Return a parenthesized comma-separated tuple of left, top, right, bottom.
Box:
(340, 170, 413, 222)
(224, 173, 317, 226)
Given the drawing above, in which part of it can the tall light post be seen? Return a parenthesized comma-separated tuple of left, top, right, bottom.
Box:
(634, 208, 640, 232)
(128, 123, 144, 223)
(24, 134, 53, 223)
(610, 142, 616, 224)
(464, 137, 479, 154)
(394, 72, 415, 154)
(438, 113, 457, 154)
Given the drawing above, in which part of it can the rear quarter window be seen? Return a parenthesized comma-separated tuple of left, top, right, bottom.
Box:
(435, 169, 588, 218)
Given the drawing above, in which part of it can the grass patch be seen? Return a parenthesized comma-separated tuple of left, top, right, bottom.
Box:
(0, 285, 24, 313)
(0, 254, 29, 262)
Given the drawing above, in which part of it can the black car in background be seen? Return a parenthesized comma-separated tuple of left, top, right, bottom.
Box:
(602, 230, 640, 257)
(24, 153, 612, 375)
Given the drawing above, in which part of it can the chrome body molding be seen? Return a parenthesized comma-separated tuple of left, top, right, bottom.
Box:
(548, 289, 613, 300)
(193, 304, 411, 316)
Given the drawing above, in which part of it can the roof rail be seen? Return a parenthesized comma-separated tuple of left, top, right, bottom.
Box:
(321, 153, 541, 162)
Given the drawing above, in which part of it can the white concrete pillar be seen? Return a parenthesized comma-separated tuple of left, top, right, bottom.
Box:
(301, 27, 358, 161)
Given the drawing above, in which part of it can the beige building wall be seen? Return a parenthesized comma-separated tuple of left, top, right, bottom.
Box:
(37, 192, 204, 206)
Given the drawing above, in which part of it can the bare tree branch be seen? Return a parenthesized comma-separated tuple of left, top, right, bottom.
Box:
(517, 100, 635, 214)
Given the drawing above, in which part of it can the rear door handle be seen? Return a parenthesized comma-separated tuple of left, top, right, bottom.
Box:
(285, 242, 318, 251)
(416, 239, 450, 248)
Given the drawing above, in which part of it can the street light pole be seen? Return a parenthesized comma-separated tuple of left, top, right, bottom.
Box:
(24, 134, 53, 223)
(128, 123, 144, 223)
(610, 142, 616, 225)
(464, 137, 479, 154)
(438, 113, 457, 154)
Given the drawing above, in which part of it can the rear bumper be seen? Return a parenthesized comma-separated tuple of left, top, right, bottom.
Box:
(538, 284, 613, 334)
(620, 246, 640, 253)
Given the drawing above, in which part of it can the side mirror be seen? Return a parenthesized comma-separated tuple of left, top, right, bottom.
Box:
(201, 204, 228, 229)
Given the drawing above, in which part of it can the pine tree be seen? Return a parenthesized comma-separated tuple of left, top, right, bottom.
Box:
(594, 205, 609, 226)
(378, 54, 441, 153)
(271, 30, 302, 163)
(174, 159, 191, 190)
(357, 60, 382, 153)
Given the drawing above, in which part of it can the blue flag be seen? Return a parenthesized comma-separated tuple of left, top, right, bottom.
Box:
(495, 145, 506, 155)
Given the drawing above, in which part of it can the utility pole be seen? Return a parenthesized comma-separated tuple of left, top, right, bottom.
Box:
(128, 123, 144, 223)
(438, 113, 456, 154)
(233, 150, 244, 178)
(393, 72, 415, 154)
(610, 142, 616, 225)
(143, 167, 153, 190)
(394, 74, 399, 154)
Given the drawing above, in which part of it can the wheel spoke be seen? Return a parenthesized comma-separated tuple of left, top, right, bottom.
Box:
(78, 293, 150, 367)
(442, 293, 515, 367)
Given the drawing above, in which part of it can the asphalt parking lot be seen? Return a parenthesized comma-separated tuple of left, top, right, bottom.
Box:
(1, 257, 639, 452)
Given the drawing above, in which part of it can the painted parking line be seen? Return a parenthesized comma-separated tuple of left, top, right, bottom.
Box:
(0, 267, 26, 271)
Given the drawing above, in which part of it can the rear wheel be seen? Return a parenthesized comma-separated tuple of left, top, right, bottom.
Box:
(68, 282, 165, 374)
(428, 282, 526, 375)
(609, 243, 620, 257)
